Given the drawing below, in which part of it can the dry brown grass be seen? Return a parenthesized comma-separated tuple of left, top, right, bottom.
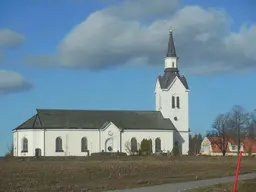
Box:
(0, 156, 255, 192)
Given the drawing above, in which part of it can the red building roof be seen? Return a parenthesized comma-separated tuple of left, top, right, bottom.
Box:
(243, 138, 256, 153)
(206, 137, 230, 153)
(206, 137, 256, 153)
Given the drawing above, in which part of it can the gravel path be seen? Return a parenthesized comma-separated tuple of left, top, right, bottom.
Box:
(106, 173, 256, 192)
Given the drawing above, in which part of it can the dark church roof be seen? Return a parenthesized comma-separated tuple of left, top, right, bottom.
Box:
(158, 68, 189, 89)
(13, 109, 176, 131)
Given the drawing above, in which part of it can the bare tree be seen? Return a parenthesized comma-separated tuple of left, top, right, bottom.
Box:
(229, 105, 249, 154)
(247, 109, 256, 139)
(5, 143, 13, 157)
(124, 141, 132, 155)
(124, 140, 141, 155)
(207, 113, 232, 156)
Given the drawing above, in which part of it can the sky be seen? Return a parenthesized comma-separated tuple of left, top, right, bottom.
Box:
(0, 0, 256, 156)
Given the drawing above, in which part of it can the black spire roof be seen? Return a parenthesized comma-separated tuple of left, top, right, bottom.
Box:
(166, 28, 177, 57)
(158, 27, 189, 90)
(158, 70, 189, 90)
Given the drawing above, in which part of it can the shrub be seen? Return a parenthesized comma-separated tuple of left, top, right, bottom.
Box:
(4, 152, 13, 158)
(140, 139, 152, 155)
(4, 143, 13, 158)
(91, 152, 127, 157)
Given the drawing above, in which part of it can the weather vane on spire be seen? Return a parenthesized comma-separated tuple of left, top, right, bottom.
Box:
(170, 25, 173, 32)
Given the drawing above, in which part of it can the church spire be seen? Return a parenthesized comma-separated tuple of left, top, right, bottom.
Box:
(166, 26, 177, 58)
(164, 26, 178, 70)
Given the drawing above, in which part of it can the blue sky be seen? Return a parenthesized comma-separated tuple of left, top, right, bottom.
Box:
(0, 0, 256, 156)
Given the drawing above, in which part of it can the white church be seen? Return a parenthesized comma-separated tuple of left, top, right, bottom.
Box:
(12, 28, 190, 157)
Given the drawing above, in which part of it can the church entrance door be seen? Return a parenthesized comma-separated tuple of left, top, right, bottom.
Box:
(105, 137, 113, 152)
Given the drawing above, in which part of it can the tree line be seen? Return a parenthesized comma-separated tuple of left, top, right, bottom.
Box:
(206, 105, 256, 156)
(188, 133, 203, 155)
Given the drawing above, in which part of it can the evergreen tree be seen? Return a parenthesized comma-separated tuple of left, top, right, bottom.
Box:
(172, 141, 180, 156)
(189, 133, 203, 155)
(140, 139, 152, 155)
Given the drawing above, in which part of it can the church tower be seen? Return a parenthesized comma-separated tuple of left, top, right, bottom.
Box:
(155, 27, 190, 155)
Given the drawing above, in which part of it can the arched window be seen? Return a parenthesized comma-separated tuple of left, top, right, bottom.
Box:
(172, 96, 175, 108)
(55, 137, 63, 152)
(155, 138, 161, 152)
(176, 96, 180, 108)
(172, 62, 175, 68)
(22, 137, 28, 152)
(131, 137, 138, 153)
(81, 137, 88, 152)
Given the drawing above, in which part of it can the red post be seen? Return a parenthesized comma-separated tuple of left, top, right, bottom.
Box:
(232, 150, 243, 192)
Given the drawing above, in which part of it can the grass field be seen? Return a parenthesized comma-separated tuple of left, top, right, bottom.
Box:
(0, 156, 255, 192)
(187, 179, 256, 192)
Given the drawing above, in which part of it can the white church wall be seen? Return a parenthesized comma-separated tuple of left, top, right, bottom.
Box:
(155, 79, 162, 111)
(160, 77, 189, 132)
(155, 77, 190, 155)
(13, 127, 174, 157)
(13, 131, 17, 156)
(181, 132, 189, 155)
(100, 122, 121, 152)
(44, 129, 99, 156)
(174, 131, 189, 155)
(13, 129, 44, 157)
(122, 130, 174, 154)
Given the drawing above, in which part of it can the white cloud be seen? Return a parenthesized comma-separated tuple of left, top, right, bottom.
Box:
(102, 0, 179, 20)
(0, 70, 32, 95)
(0, 29, 25, 65)
(0, 30, 29, 95)
(24, 0, 256, 75)
(0, 29, 25, 48)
